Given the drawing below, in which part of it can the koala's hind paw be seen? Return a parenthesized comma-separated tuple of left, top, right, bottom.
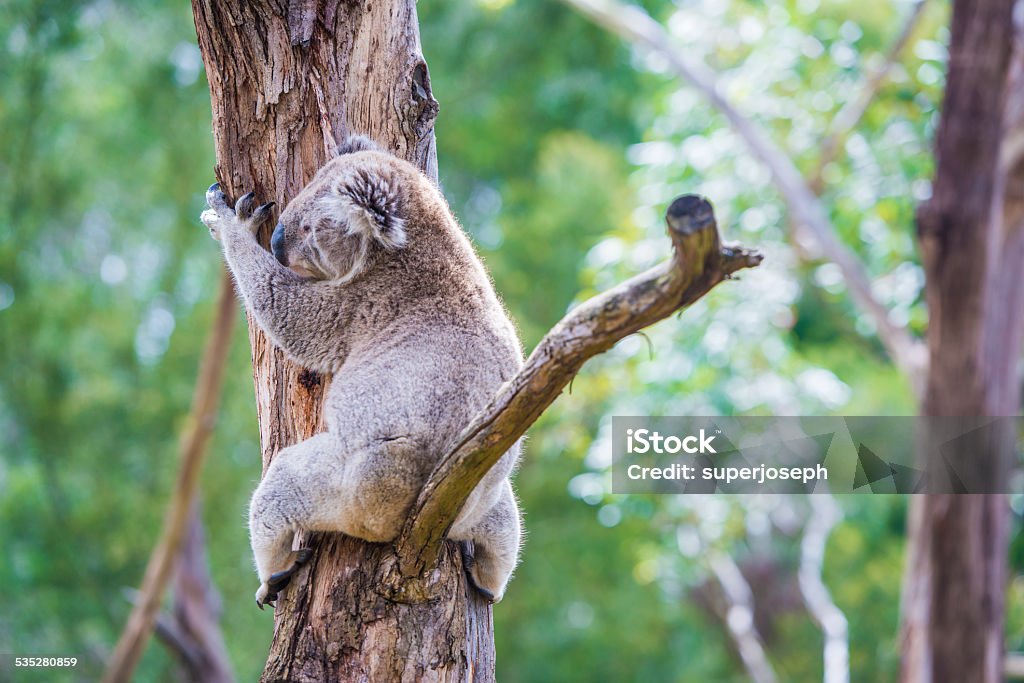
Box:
(201, 183, 274, 242)
(254, 547, 313, 610)
(459, 541, 498, 604)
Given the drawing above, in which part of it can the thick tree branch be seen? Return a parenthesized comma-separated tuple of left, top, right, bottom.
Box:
(809, 0, 929, 193)
(561, 0, 927, 388)
(102, 270, 236, 683)
(390, 195, 761, 585)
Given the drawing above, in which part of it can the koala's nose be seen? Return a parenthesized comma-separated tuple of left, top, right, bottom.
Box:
(271, 223, 287, 265)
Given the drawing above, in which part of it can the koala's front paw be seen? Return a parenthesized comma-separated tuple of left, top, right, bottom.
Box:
(200, 183, 274, 242)
(254, 547, 314, 610)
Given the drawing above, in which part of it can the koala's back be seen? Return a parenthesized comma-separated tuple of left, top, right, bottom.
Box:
(323, 167, 523, 469)
(327, 320, 518, 438)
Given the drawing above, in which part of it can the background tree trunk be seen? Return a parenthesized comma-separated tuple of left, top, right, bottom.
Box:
(900, 0, 1024, 680)
(191, 2, 496, 680)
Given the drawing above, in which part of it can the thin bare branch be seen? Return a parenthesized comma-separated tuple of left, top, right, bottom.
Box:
(798, 496, 850, 683)
(153, 613, 204, 675)
(389, 196, 761, 587)
(166, 503, 235, 683)
(102, 270, 237, 683)
(561, 0, 927, 388)
(809, 0, 930, 192)
(709, 551, 779, 683)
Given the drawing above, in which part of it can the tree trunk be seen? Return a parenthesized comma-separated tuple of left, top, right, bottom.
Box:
(900, 0, 1023, 681)
(191, 3, 495, 680)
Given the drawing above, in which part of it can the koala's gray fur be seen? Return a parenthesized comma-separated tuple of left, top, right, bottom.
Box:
(200, 137, 523, 608)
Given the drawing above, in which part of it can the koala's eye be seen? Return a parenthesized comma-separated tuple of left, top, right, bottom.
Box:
(301, 224, 312, 234)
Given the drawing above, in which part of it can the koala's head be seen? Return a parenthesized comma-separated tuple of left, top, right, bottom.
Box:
(271, 136, 408, 282)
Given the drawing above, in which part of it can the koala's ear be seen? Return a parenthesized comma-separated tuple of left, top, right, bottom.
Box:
(335, 168, 407, 249)
(337, 135, 382, 156)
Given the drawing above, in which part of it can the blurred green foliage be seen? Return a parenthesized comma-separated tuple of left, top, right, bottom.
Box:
(1, 0, 1022, 681)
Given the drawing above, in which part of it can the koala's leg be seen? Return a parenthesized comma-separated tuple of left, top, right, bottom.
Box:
(460, 479, 521, 603)
(248, 433, 346, 609)
(248, 432, 422, 608)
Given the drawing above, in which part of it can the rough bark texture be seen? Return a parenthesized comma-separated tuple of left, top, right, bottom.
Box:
(900, 0, 1023, 680)
(190, 3, 492, 681)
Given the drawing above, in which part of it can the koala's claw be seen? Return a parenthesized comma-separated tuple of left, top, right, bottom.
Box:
(255, 584, 276, 611)
(236, 191, 257, 220)
(254, 548, 314, 611)
(468, 579, 496, 604)
(205, 182, 228, 210)
(201, 183, 230, 241)
(201, 185, 274, 241)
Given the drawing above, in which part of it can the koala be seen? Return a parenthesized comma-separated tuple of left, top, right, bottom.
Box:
(200, 136, 523, 609)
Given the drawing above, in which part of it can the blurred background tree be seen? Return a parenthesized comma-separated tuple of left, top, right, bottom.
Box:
(1, 0, 1022, 681)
